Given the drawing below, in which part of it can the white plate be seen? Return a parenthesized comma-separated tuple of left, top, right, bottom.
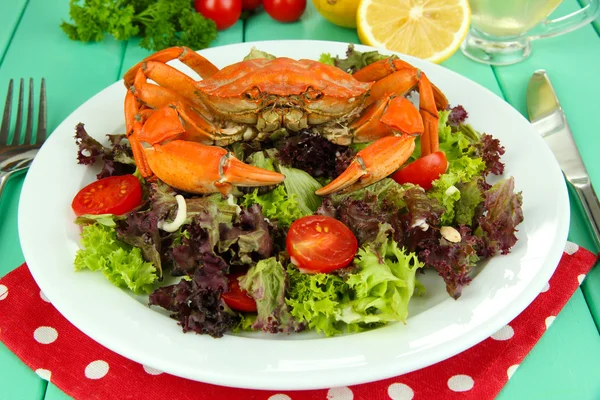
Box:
(18, 40, 569, 390)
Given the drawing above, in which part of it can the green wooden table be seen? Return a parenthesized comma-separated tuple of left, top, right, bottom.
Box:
(1, 1, 599, 398)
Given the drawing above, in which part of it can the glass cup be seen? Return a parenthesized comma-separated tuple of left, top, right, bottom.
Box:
(461, 0, 600, 65)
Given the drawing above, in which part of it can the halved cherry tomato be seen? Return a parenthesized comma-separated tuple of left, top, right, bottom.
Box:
(286, 215, 358, 274)
(222, 273, 257, 312)
(263, 0, 306, 22)
(71, 175, 143, 216)
(391, 151, 448, 190)
(194, 0, 242, 30)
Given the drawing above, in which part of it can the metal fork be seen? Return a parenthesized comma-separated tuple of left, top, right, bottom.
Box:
(0, 78, 47, 200)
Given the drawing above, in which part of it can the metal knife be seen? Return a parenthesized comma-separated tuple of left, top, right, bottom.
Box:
(526, 70, 600, 249)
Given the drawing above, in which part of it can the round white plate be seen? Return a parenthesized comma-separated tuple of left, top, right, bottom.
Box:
(19, 40, 569, 390)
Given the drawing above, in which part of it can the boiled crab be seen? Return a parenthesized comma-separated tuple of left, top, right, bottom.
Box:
(123, 46, 448, 195)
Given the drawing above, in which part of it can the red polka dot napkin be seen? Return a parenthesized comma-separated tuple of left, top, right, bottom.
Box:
(0, 242, 597, 400)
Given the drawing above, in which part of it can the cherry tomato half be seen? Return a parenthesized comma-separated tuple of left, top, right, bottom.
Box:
(222, 273, 257, 312)
(286, 215, 358, 274)
(195, 0, 242, 30)
(263, 0, 306, 22)
(391, 151, 448, 191)
(242, 0, 262, 10)
(71, 175, 143, 217)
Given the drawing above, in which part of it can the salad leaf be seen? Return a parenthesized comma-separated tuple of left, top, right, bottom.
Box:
(476, 177, 524, 256)
(341, 239, 425, 325)
(418, 225, 482, 299)
(243, 47, 276, 60)
(74, 223, 157, 294)
(325, 44, 393, 74)
(278, 165, 322, 214)
(218, 204, 274, 265)
(148, 264, 238, 338)
(277, 131, 355, 179)
(318, 53, 335, 66)
(447, 105, 468, 127)
(428, 157, 486, 225)
(473, 133, 506, 177)
(242, 185, 305, 228)
(286, 238, 425, 336)
(74, 213, 118, 227)
(455, 178, 485, 226)
(286, 266, 348, 336)
(74, 123, 136, 179)
(239, 257, 303, 333)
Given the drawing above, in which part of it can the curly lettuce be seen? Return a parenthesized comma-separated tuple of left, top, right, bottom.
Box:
(74, 223, 157, 294)
(286, 238, 425, 336)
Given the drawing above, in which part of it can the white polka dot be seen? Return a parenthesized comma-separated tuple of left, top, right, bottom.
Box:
(564, 242, 579, 255)
(40, 290, 50, 302)
(268, 395, 291, 400)
(540, 282, 550, 293)
(578, 274, 586, 285)
(491, 325, 514, 341)
(327, 386, 353, 400)
(33, 327, 58, 344)
(447, 375, 474, 392)
(35, 368, 52, 381)
(545, 316, 556, 329)
(85, 360, 109, 379)
(388, 382, 414, 400)
(143, 365, 163, 375)
(507, 364, 519, 379)
(0, 284, 7, 300)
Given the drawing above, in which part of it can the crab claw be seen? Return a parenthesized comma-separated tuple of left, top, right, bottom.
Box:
(315, 135, 415, 196)
(144, 141, 285, 195)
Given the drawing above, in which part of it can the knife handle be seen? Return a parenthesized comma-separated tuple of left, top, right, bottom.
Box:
(574, 181, 600, 251)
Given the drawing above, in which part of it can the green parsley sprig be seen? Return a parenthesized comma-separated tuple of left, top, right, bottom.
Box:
(60, 0, 217, 52)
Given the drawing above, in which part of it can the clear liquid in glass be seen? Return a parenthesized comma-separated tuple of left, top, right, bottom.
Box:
(469, 0, 563, 37)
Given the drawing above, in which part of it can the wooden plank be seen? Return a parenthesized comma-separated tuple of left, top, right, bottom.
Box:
(0, 0, 124, 398)
(0, 0, 27, 63)
(490, 0, 600, 332)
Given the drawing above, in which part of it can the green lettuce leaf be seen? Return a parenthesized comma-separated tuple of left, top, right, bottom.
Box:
(242, 185, 306, 227)
(286, 239, 425, 336)
(278, 165, 322, 214)
(74, 223, 157, 294)
(455, 178, 484, 226)
(239, 257, 302, 333)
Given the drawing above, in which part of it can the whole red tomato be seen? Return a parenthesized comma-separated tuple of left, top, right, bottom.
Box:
(263, 0, 306, 22)
(242, 0, 262, 10)
(195, 0, 242, 31)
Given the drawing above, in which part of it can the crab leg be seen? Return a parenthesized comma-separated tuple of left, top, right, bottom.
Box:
(315, 135, 415, 196)
(354, 62, 441, 157)
(353, 58, 448, 110)
(138, 61, 203, 106)
(124, 46, 219, 87)
(124, 90, 152, 177)
(351, 96, 423, 142)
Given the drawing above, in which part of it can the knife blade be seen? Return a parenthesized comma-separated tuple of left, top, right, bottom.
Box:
(526, 70, 600, 249)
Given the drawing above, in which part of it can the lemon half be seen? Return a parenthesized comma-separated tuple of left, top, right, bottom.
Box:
(357, 0, 471, 64)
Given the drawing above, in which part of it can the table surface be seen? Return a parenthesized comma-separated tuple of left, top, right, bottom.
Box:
(1, 1, 600, 399)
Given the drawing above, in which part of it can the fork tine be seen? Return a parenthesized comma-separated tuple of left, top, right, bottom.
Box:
(0, 79, 14, 145)
(36, 78, 47, 145)
(24, 78, 34, 144)
(13, 79, 25, 146)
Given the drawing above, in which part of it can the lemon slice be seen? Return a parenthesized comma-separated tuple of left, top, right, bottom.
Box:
(357, 0, 471, 63)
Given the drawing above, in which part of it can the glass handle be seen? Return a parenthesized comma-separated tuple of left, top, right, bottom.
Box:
(530, 0, 600, 40)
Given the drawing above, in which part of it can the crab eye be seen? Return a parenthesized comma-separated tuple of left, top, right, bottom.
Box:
(305, 90, 323, 100)
(244, 87, 261, 100)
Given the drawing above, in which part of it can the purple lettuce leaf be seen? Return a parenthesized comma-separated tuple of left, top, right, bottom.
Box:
(148, 262, 238, 338)
(74, 123, 136, 179)
(418, 225, 483, 299)
(277, 130, 355, 179)
(476, 177, 524, 256)
(447, 105, 468, 127)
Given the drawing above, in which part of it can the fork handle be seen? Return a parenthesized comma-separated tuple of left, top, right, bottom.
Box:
(573, 180, 600, 251)
(0, 168, 27, 203)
